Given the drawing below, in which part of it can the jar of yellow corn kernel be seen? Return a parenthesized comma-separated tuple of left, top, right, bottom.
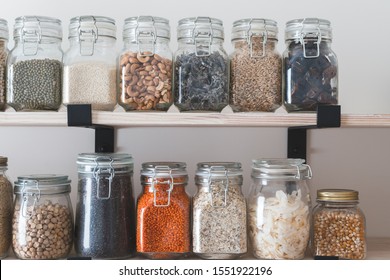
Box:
(311, 189, 366, 259)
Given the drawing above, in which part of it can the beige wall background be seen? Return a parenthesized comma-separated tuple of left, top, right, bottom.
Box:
(0, 0, 389, 238)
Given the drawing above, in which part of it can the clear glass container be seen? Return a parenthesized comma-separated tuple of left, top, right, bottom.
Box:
(230, 18, 282, 112)
(119, 16, 173, 111)
(137, 162, 190, 259)
(63, 16, 117, 111)
(283, 18, 338, 112)
(312, 189, 366, 259)
(0, 19, 8, 111)
(174, 17, 229, 112)
(0, 156, 13, 259)
(248, 158, 312, 259)
(193, 162, 247, 259)
(74, 153, 136, 259)
(7, 16, 63, 111)
(12, 174, 73, 259)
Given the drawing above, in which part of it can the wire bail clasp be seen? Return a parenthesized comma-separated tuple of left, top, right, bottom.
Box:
(192, 17, 213, 57)
(21, 180, 41, 218)
(21, 16, 42, 56)
(299, 18, 322, 58)
(246, 18, 268, 58)
(93, 156, 115, 200)
(208, 166, 229, 208)
(135, 16, 157, 56)
(78, 16, 98, 56)
(151, 166, 174, 207)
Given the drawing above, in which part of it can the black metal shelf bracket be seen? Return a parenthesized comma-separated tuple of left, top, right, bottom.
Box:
(287, 105, 341, 161)
(67, 104, 115, 153)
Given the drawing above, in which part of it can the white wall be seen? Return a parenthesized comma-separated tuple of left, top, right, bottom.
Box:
(1, 0, 390, 238)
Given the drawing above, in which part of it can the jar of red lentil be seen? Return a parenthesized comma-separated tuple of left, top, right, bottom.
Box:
(137, 162, 190, 259)
(311, 189, 366, 259)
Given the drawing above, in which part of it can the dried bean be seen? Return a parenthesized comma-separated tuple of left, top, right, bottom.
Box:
(0, 174, 13, 258)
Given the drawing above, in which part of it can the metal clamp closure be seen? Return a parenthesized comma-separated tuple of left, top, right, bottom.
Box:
(93, 156, 115, 200)
(136, 16, 157, 56)
(21, 180, 41, 218)
(246, 19, 268, 58)
(299, 19, 321, 58)
(192, 17, 213, 57)
(78, 16, 98, 56)
(208, 166, 229, 208)
(294, 164, 312, 180)
(21, 17, 42, 56)
(151, 166, 174, 207)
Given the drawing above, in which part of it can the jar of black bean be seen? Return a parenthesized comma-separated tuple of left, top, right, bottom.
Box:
(283, 18, 338, 112)
(0, 157, 13, 259)
(230, 19, 282, 112)
(7, 16, 63, 111)
(75, 153, 136, 259)
(119, 16, 173, 111)
(0, 19, 9, 111)
(63, 16, 117, 111)
(174, 17, 229, 112)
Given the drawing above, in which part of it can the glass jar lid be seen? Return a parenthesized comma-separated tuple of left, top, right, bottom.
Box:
(231, 18, 278, 42)
(177, 16, 224, 41)
(285, 18, 332, 41)
(0, 18, 8, 40)
(0, 156, 7, 167)
(123, 16, 170, 41)
(13, 16, 62, 41)
(77, 153, 133, 173)
(317, 189, 359, 202)
(68, 15, 116, 40)
(196, 162, 242, 178)
(141, 161, 187, 177)
(14, 174, 71, 194)
(251, 158, 312, 179)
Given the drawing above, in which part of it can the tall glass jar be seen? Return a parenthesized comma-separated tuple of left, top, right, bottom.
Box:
(0, 157, 13, 259)
(12, 174, 73, 259)
(119, 16, 173, 111)
(248, 159, 312, 259)
(174, 17, 229, 112)
(137, 162, 190, 259)
(7, 16, 63, 111)
(312, 189, 366, 259)
(230, 18, 282, 112)
(75, 153, 136, 259)
(283, 18, 338, 112)
(63, 16, 117, 111)
(0, 19, 8, 111)
(193, 162, 247, 259)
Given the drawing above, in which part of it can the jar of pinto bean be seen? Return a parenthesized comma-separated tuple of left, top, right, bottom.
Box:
(137, 162, 190, 259)
(311, 189, 366, 259)
(119, 16, 173, 111)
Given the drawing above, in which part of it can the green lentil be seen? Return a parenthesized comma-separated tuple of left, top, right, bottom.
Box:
(0, 41, 7, 111)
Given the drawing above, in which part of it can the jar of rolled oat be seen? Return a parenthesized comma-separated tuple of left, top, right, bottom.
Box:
(283, 18, 338, 112)
(312, 189, 366, 259)
(193, 162, 247, 259)
(63, 16, 117, 111)
(248, 158, 312, 259)
(0, 157, 13, 259)
(12, 174, 73, 259)
(119, 16, 173, 111)
(230, 18, 282, 112)
(137, 162, 190, 259)
(0, 19, 8, 111)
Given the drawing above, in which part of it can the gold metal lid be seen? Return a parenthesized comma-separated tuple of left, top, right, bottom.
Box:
(317, 189, 359, 201)
(0, 156, 7, 166)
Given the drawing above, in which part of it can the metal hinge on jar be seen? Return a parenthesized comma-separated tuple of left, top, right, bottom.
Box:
(151, 165, 174, 207)
(246, 18, 268, 58)
(207, 166, 229, 208)
(93, 156, 115, 200)
(21, 180, 41, 218)
(21, 16, 42, 56)
(77, 16, 98, 56)
(299, 18, 322, 58)
(192, 17, 213, 57)
(135, 16, 157, 56)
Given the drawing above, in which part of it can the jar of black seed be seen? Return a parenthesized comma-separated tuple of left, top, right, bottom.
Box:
(174, 17, 229, 112)
(63, 16, 117, 111)
(0, 19, 9, 111)
(283, 18, 338, 112)
(7, 16, 63, 111)
(74, 153, 136, 259)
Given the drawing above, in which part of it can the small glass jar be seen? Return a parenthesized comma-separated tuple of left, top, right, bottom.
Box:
(74, 153, 136, 259)
(0, 19, 9, 111)
(283, 18, 338, 112)
(0, 156, 13, 259)
(248, 158, 312, 259)
(12, 174, 73, 259)
(137, 162, 190, 259)
(193, 162, 247, 259)
(63, 16, 117, 111)
(230, 18, 282, 112)
(7, 16, 63, 111)
(312, 189, 366, 259)
(118, 16, 173, 111)
(174, 17, 229, 112)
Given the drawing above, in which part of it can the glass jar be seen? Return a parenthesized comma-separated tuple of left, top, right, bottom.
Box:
(283, 18, 338, 112)
(7, 16, 63, 111)
(137, 162, 190, 259)
(119, 16, 173, 111)
(174, 17, 229, 112)
(74, 153, 136, 259)
(312, 189, 366, 259)
(12, 174, 73, 259)
(0, 157, 13, 259)
(63, 16, 117, 111)
(0, 19, 8, 111)
(193, 162, 247, 259)
(248, 158, 312, 259)
(230, 18, 282, 112)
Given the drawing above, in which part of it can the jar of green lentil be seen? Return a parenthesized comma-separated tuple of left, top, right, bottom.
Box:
(0, 19, 9, 111)
(7, 16, 63, 111)
(63, 16, 117, 111)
